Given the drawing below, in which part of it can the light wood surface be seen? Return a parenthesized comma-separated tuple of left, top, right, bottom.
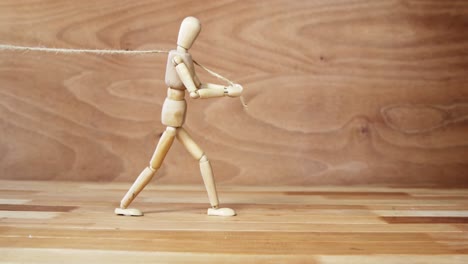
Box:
(1, 180, 468, 263)
(0, 1, 467, 186)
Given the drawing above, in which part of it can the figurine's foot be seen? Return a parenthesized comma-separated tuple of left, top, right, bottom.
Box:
(114, 208, 143, 216)
(207, 207, 236, 216)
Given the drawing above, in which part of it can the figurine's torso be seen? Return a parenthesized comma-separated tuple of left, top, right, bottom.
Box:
(165, 50, 195, 90)
(162, 50, 194, 127)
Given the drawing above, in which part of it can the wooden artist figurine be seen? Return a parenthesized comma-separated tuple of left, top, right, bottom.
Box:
(115, 17, 242, 217)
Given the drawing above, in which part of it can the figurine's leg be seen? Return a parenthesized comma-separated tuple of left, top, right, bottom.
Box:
(115, 127, 176, 216)
(176, 127, 236, 216)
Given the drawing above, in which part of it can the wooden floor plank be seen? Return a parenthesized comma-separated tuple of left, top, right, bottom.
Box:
(0, 180, 467, 262)
(0, 248, 318, 264)
(382, 217, 468, 224)
(317, 255, 468, 264)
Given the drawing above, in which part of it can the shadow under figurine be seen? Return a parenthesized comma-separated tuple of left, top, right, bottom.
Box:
(115, 16, 242, 217)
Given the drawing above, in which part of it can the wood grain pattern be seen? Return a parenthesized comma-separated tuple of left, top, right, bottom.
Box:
(0, 180, 468, 263)
(0, 1, 467, 186)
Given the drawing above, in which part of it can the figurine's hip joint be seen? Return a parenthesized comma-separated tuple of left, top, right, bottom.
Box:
(161, 98, 187, 127)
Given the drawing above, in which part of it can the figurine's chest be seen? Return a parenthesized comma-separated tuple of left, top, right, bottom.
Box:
(165, 50, 195, 90)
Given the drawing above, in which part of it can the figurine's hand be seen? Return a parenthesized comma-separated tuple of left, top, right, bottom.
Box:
(226, 84, 243, 97)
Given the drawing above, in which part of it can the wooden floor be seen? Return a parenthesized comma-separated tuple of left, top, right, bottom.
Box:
(0, 180, 467, 263)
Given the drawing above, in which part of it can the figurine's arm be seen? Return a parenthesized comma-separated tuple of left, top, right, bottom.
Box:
(173, 56, 200, 98)
(173, 56, 242, 99)
(198, 83, 226, 98)
(197, 83, 243, 98)
(199, 83, 243, 98)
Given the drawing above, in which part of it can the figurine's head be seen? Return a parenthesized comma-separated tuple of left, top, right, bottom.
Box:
(177, 16, 201, 51)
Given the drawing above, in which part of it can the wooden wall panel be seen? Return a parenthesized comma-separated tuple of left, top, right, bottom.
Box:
(0, 0, 467, 186)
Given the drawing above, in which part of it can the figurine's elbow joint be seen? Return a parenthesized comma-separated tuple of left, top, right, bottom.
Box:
(190, 91, 200, 99)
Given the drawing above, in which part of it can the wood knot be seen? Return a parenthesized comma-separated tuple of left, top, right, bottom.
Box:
(381, 104, 454, 134)
(350, 117, 372, 141)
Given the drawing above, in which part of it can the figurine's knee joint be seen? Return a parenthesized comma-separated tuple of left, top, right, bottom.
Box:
(199, 154, 209, 163)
